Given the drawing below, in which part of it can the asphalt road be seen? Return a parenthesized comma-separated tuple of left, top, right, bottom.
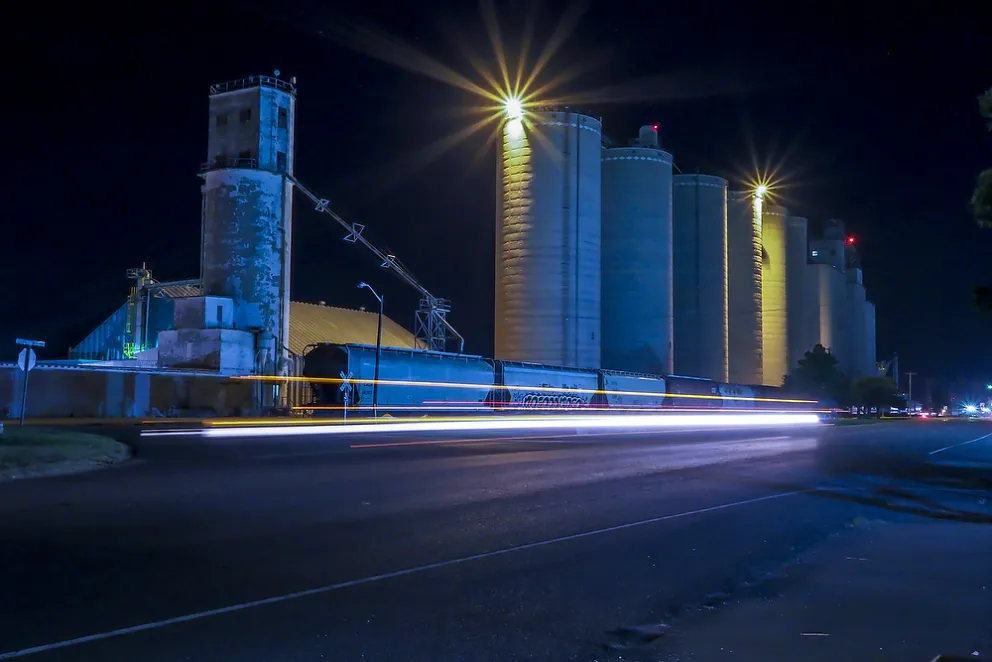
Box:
(0, 417, 989, 661)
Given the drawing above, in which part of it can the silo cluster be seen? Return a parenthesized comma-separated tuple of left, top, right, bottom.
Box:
(495, 110, 878, 384)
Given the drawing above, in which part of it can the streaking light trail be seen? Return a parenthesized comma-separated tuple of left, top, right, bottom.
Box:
(142, 412, 821, 439)
(234, 375, 816, 404)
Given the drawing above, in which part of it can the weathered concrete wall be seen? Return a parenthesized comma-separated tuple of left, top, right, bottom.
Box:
(157, 328, 255, 374)
(0, 367, 253, 419)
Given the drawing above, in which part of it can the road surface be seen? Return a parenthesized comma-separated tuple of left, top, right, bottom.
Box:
(0, 418, 989, 660)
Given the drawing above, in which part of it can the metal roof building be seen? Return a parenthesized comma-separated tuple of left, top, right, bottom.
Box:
(69, 287, 418, 363)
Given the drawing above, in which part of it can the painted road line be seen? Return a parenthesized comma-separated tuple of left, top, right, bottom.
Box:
(928, 431, 992, 456)
(0, 489, 810, 659)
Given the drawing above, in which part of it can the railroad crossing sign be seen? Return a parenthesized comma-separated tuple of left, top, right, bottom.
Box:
(340, 371, 354, 419)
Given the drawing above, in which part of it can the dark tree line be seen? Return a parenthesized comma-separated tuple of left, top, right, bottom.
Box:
(782, 344, 904, 415)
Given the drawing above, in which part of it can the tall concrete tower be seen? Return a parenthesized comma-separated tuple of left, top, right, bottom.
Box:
(157, 74, 296, 386)
(202, 74, 296, 373)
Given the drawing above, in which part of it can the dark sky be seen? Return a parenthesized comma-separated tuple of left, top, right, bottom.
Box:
(2, 1, 989, 386)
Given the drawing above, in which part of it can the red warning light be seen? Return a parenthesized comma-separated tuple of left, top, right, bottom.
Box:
(653, 125, 659, 131)
(847, 236, 856, 245)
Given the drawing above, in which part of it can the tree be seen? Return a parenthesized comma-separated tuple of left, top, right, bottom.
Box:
(850, 376, 904, 416)
(782, 344, 849, 404)
(972, 87, 992, 311)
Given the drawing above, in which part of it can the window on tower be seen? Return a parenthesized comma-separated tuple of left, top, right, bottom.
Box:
(278, 107, 288, 129)
(277, 151, 287, 173)
(240, 108, 252, 123)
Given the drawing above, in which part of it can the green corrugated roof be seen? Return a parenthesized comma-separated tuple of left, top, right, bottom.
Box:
(288, 302, 418, 355)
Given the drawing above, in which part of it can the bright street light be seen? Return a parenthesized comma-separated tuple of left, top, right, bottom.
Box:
(503, 96, 523, 120)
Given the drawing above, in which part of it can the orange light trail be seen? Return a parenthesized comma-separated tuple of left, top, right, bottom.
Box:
(234, 374, 815, 404)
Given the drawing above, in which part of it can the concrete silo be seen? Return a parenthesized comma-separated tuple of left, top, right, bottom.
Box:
(807, 219, 848, 366)
(496, 109, 602, 368)
(864, 300, 877, 375)
(727, 190, 762, 385)
(601, 125, 673, 374)
(805, 264, 846, 361)
(845, 267, 868, 378)
(761, 205, 788, 386)
(785, 215, 808, 371)
(672, 174, 728, 382)
(201, 75, 296, 371)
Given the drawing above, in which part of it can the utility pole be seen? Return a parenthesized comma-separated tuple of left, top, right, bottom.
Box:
(905, 371, 917, 410)
(358, 281, 384, 419)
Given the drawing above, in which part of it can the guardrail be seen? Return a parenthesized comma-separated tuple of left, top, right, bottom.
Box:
(209, 75, 296, 96)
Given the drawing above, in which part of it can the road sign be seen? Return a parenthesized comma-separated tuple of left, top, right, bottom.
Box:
(15, 338, 45, 348)
(17, 348, 37, 373)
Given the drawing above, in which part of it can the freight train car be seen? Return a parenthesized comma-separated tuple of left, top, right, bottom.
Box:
(493, 361, 600, 409)
(302, 343, 494, 412)
(596, 370, 667, 409)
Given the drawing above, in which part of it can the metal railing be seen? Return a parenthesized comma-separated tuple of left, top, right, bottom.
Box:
(210, 75, 296, 96)
(200, 157, 258, 172)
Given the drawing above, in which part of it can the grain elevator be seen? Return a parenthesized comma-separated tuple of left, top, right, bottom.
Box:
(157, 75, 296, 391)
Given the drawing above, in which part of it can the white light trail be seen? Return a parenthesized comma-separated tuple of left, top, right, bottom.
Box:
(147, 413, 821, 439)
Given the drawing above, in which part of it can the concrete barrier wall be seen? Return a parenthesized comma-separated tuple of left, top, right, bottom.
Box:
(0, 366, 253, 419)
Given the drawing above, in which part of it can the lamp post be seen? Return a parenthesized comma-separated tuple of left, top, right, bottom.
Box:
(358, 282, 383, 418)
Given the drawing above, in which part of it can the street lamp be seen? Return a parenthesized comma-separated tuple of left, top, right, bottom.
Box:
(358, 281, 383, 418)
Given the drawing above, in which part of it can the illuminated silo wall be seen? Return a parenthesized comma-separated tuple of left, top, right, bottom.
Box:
(496, 110, 602, 368)
(864, 300, 877, 375)
(601, 131, 674, 374)
(785, 215, 808, 372)
(844, 269, 868, 378)
(672, 174, 728, 382)
(761, 205, 788, 387)
(804, 262, 846, 361)
(727, 190, 762, 385)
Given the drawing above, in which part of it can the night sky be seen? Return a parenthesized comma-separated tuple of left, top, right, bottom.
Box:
(3, 2, 989, 390)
